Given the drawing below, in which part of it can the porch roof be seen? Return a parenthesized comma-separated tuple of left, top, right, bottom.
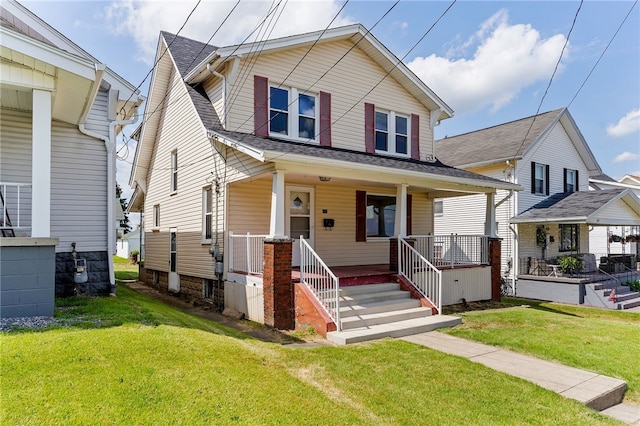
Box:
(510, 188, 640, 226)
(207, 127, 522, 192)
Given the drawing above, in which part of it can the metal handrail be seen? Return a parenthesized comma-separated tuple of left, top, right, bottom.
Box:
(299, 236, 341, 330)
(410, 234, 488, 267)
(0, 182, 31, 232)
(398, 237, 442, 315)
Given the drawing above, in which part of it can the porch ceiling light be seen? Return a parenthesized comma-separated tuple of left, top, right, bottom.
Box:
(319, 176, 331, 182)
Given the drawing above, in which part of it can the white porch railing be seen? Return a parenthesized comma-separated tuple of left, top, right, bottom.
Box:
(411, 234, 488, 268)
(399, 237, 442, 315)
(300, 236, 341, 330)
(0, 182, 31, 236)
(228, 232, 267, 275)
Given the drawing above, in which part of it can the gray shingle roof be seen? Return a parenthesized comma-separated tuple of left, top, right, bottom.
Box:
(165, 32, 514, 188)
(435, 109, 565, 167)
(161, 31, 217, 76)
(511, 189, 627, 223)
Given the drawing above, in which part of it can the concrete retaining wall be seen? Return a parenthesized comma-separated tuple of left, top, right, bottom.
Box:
(1, 238, 58, 318)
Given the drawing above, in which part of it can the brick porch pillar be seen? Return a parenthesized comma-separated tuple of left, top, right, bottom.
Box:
(389, 237, 415, 273)
(263, 238, 294, 329)
(489, 237, 502, 301)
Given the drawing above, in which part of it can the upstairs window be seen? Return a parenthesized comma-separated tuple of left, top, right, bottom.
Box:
(531, 162, 549, 195)
(269, 86, 318, 140)
(170, 150, 178, 192)
(375, 110, 409, 156)
(564, 168, 578, 193)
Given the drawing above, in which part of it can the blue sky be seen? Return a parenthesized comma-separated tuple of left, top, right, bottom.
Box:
(22, 0, 640, 204)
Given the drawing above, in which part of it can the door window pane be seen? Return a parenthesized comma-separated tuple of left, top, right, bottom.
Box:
(290, 192, 310, 215)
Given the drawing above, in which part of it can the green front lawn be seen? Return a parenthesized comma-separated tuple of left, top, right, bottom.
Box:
(443, 298, 640, 405)
(0, 289, 619, 425)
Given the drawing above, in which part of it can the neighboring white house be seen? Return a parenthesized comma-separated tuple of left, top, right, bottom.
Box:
(434, 108, 640, 293)
(0, 0, 144, 317)
(116, 227, 143, 259)
(589, 174, 640, 264)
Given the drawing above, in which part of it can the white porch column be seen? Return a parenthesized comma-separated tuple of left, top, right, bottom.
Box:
(32, 89, 52, 237)
(269, 170, 286, 238)
(484, 192, 498, 238)
(394, 183, 408, 237)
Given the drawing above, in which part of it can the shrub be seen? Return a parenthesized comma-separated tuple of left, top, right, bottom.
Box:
(558, 255, 583, 275)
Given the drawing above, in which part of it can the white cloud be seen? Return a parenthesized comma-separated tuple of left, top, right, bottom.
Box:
(105, 0, 353, 64)
(407, 9, 567, 114)
(607, 109, 640, 137)
(613, 151, 640, 163)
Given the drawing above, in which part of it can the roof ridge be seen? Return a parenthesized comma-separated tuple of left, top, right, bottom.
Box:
(436, 108, 565, 142)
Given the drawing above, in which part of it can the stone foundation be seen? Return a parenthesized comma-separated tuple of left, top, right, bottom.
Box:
(55, 251, 110, 296)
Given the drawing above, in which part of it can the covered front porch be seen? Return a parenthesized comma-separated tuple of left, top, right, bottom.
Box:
(220, 167, 505, 338)
(510, 189, 640, 310)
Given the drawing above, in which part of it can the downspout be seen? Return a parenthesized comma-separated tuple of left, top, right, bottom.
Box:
(78, 64, 144, 294)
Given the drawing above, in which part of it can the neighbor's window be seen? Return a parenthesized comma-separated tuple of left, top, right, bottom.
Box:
(434, 200, 443, 216)
(564, 168, 578, 193)
(153, 204, 160, 228)
(366, 194, 396, 237)
(375, 110, 409, 156)
(171, 150, 178, 192)
(269, 86, 317, 140)
(203, 186, 212, 241)
(532, 162, 548, 195)
(559, 224, 579, 252)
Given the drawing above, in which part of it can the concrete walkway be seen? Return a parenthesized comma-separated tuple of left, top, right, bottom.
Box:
(402, 331, 640, 425)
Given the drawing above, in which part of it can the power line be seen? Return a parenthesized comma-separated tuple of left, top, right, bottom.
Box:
(568, 0, 638, 108)
(509, 0, 583, 163)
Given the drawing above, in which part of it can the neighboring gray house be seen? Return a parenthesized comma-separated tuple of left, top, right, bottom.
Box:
(0, 0, 144, 317)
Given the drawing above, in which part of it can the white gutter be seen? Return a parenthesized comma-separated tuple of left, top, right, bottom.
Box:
(78, 66, 144, 294)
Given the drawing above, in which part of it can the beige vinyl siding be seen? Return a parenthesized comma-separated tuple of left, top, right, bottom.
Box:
(143, 68, 219, 278)
(227, 177, 433, 267)
(519, 223, 590, 261)
(222, 40, 434, 157)
(518, 123, 590, 213)
(204, 77, 224, 127)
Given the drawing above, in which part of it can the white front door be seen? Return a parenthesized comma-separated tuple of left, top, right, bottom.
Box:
(168, 228, 180, 292)
(287, 186, 314, 267)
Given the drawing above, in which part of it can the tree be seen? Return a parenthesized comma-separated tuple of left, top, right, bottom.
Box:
(116, 183, 131, 234)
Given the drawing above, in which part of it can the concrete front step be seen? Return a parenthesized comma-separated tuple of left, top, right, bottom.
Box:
(340, 298, 421, 318)
(340, 306, 431, 330)
(600, 403, 640, 424)
(327, 315, 462, 345)
(340, 289, 410, 306)
(339, 282, 400, 295)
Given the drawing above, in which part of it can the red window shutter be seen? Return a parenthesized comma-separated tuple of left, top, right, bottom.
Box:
(364, 103, 375, 153)
(411, 114, 420, 160)
(319, 91, 331, 147)
(254, 75, 269, 136)
(406, 194, 412, 236)
(356, 190, 366, 242)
